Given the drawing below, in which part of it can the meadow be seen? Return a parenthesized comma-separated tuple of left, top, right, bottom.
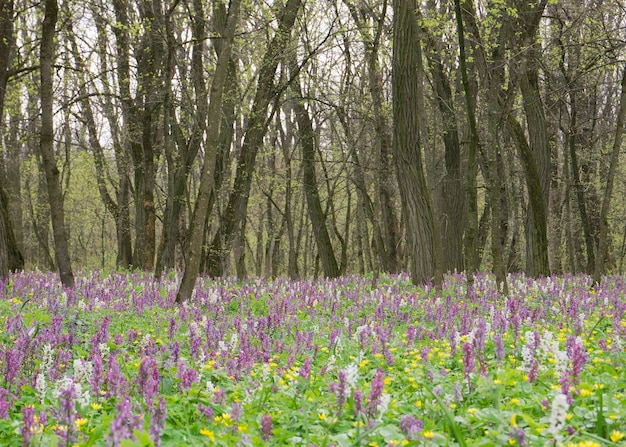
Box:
(0, 271, 625, 446)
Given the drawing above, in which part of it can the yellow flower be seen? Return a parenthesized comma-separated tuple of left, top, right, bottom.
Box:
(200, 428, 215, 441)
(75, 418, 88, 431)
(579, 389, 592, 397)
(423, 430, 434, 439)
(610, 430, 625, 442)
(467, 408, 477, 415)
(318, 413, 328, 421)
(510, 413, 517, 428)
(90, 403, 102, 411)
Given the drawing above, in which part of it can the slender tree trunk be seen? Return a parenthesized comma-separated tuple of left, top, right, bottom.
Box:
(291, 76, 340, 278)
(205, 0, 302, 277)
(176, 0, 241, 303)
(594, 64, 626, 283)
(454, 0, 479, 279)
(423, 31, 465, 273)
(392, 0, 442, 287)
(40, 0, 74, 288)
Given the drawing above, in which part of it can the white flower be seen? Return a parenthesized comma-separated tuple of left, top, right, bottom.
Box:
(553, 349, 569, 380)
(342, 362, 359, 393)
(35, 373, 46, 403)
(376, 393, 391, 421)
(547, 393, 569, 443)
(206, 380, 215, 395)
(42, 344, 54, 370)
(521, 331, 536, 371)
(98, 343, 110, 362)
(73, 359, 93, 385)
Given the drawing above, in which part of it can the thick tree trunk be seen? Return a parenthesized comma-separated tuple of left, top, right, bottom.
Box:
(0, 0, 22, 274)
(40, 0, 74, 288)
(0, 196, 7, 279)
(176, 0, 241, 303)
(392, 0, 442, 287)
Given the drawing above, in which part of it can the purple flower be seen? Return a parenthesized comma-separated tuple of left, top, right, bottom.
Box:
(261, 413, 273, 441)
(462, 342, 475, 378)
(108, 397, 143, 447)
(57, 385, 77, 444)
(0, 386, 9, 419)
(198, 403, 214, 420)
(149, 397, 167, 446)
(3, 348, 22, 385)
(106, 354, 128, 399)
(231, 402, 243, 422)
(566, 336, 588, 384)
(21, 405, 35, 446)
(400, 415, 423, 440)
(176, 361, 198, 391)
(138, 356, 160, 403)
(353, 389, 363, 416)
(510, 427, 527, 446)
(299, 356, 311, 381)
(368, 369, 385, 417)
(91, 352, 104, 396)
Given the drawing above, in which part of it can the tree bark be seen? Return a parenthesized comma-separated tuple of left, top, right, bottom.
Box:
(290, 85, 340, 278)
(392, 0, 442, 287)
(0, 0, 23, 274)
(40, 0, 74, 288)
(594, 64, 626, 283)
(176, 0, 241, 303)
(205, 0, 302, 277)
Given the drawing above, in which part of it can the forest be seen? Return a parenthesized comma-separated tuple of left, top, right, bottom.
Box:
(0, 0, 625, 292)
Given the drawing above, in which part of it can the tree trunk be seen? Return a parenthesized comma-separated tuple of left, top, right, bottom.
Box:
(423, 31, 465, 273)
(454, 0, 479, 279)
(594, 64, 626, 283)
(205, 0, 302, 277)
(392, 0, 442, 287)
(291, 78, 340, 278)
(0, 0, 23, 274)
(176, 0, 241, 303)
(40, 0, 74, 288)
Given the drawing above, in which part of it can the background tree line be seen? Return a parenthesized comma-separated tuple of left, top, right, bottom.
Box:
(0, 0, 625, 294)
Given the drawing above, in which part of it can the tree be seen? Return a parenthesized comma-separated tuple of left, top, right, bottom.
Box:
(204, 0, 302, 277)
(39, 0, 74, 288)
(176, 0, 241, 303)
(290, 63, 340, 279)
(392, 0, 442, 286)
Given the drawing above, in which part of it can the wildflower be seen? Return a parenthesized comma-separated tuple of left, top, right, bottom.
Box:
(137, 356, 160, 403)
(58, 385, 77, 444)
(200, 428, 215, 441)
(260, 414, 273, 441)
(423, 430, 434, 439)
(400, 415, 423, 440)
(35, 372, 47, 404)
(368, 369, 385, 417)
(462, 342, 475, 378)
(547, 393, 569, 443)
(149, 397, 167, 446)
(610, 430, 625, 442)
(108, 397, 143, 447)
(21, 405, 35, 446)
